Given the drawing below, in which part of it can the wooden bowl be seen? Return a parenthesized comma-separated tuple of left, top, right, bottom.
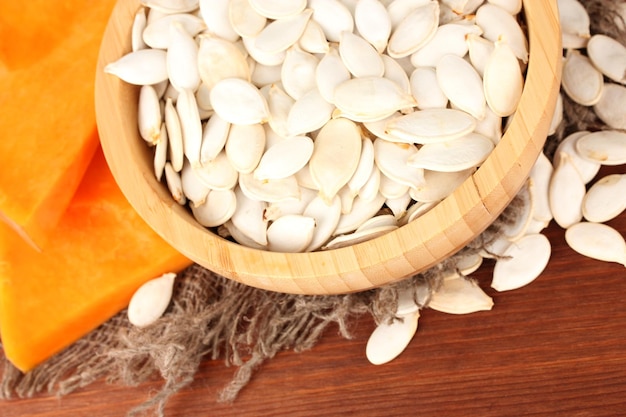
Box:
(95, 0, 562, 295)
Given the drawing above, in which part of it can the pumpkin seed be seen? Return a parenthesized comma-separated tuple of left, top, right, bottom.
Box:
(373, 139, 425, 189)
(198, 34, 251, 91)
(476, 3, 528, 62)
(225, 123, 266, 174)
(557, 0, 591, 38)
(409, 67, 449, 110)
(355, 0, 392, 53)
(138, 85, 163, 145)
(436, 53, 486, 120)
(562, 49, 604, 106)
(231, 186, 268, 246)
(210, 78, 269, 125)
(553, 131, 601, 184)
(254, 136, 314, 180)
(127, 272, 176, 328)
(491, 233, 552, 292)
(153, 123, 168, 181)
(143, 13, 206, 49)
(315, 46, 352, 104)
(286, 89, 335, 136)
(180, 159, 211, 207)
(248, 0, 307, 19)
(428, 277, 494, 314)
(549, 152, 586, 229)
(387, 1, 440, 58)
(299, 19, 330, 53)
(593, 83, 626, 130)
(199, 0, 239, 42)
(385, 108, 476, 145)
(338, 31, 385, 78)
(410, 23, 482, 68)
(303, 195, 342, 251)
(229, 0, 267, 38)
(565, 222, 626, 267)
(365, 310, 419, 365)
(254, 9, 312, 54)
(267, 214, 316, 252)
(239, 172, 301, 203)
(191, 189, 237, 227)
(575, 130, 626, 166)
(104, 49, 168, 85)
(407, 133, 494, 172)
(582, 174, 626, 223)
(483, 38, 524, 117)
(132, 8, 148, 51)
(164, 162, 186, 204)
(308, 0, 354, 42)
(281, 46, 319, 100)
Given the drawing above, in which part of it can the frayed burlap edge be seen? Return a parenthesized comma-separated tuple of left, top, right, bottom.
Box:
(2, 1, 624, 415)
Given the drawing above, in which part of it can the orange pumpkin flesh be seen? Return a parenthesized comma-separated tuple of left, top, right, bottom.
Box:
(0, 147, 192, 372)
(0, 0, 117, 248)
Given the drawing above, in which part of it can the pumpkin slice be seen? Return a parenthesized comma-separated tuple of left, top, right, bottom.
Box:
(0, 147, 192, 372)
(0, 0, 117, 249)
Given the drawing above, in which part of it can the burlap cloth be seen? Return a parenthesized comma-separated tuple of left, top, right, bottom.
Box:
(1, 1, 623, 416)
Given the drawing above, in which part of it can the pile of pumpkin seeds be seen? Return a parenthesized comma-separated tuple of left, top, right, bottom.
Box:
(105, 0, 529, 253)
(366, 0, 626, 366)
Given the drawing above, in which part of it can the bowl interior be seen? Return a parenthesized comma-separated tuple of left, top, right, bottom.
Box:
(95, 0, 562, 295)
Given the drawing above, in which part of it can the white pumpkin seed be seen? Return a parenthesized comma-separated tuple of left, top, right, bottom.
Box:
(410, 23, 482, 68)
(324, 224, 398, 250)
(483, 38, 524, 117)
(575, 130, 626, 166)
(298, 19, 330, 54)
(225, 123, 266, 174)
(428, 277, 494, 314)
(491, 233, 551, 291)
(281, 46, 320, 100)
(308, 0, 354, 42)
(176, 88, 203, 167)
(593, 83, 626, 130)
(254, 136, 314, 180)
(242, 35, 287, 66)
(386, 0, 433, 30)
(409, 168, 474, 203)
(333, 77, 416, 122)
(357, 214, 398, 232)
(379, 173, 410, 199)
(473, 106, 503, 145)
(548, 92, 564, 136)
(335, 193, 386, 234)
(487, 0, 521, 15)
(401, 200, 438, 223)
(359, 166, 382, 202)
(127, 272, 176, 328)
(386, 192, 412, 218)
(562, 31, 589, 49)
(365, 310, 419, 365)
(142, 13, 206, 49)
(163, 98, 184, 171)
(303, 195, 342, 251)
(501, 181, 534, 241)
(528, 152, 554, 222)
(587, 34, 626, 84)
(382, 54, 411, 94)
(582, 174, 626, 223)
(407, 133, 494, 172)
(354, 0, 392, 53)
(264, 187, 317, 222)
(153, 123, 168, 181)
(231, 186, 268, 246)
(138, 85, 163, 145)
(250, 63, 283, 87)
(229, 0, 267, 38)
(164, 162, 186, 204)
(210, 78, 269, 125)
(221, 220, 267, 249)
(384, 108, 477, 144)
(440, 0, 483, 14)
(248, 0, 307, 19)
(132, 8, 148, 51)
(436, 53, 486, 120)
(239, 172, 301, 203)
(339, 31, 385, 78)
(198, 34, 251, 91)
(254, 9, 312, 54)
(104, 49, 168, 85)
(347, 138, 376, 196)
(548, 152, 586, 229)
(267, 84, 295, 137)
(561, 49, 604, 106)
(466, 33, 494, 78)
(200, 114, 231, 165)
(557, 0, 591, 38)
(180, 159, 211, 207)
(565, 222, 626, 266)
(267, 214, 316, 252)
(310, 118, 362, 203)
(199, 0, 239, 42)
(194, 150, 239, 190)
(476, 3, 528, 62)
(373, 139, 425, 189)
(387, 1, 439, 58)
(409, 67, 448, 110)
(286, 89, 335, 136)
(553, 131, 600, 184)
(315, 47, 352, 104)
(191, 188, 237, 227)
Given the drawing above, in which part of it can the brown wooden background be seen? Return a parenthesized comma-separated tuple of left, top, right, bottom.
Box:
(4, 169, 626, 416)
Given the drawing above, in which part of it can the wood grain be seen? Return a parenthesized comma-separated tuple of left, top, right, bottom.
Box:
(3, 192, 626, 416)
(95, 0, 561, 295)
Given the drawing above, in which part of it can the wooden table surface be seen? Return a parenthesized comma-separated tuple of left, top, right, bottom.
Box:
(4, 181, 626, 416)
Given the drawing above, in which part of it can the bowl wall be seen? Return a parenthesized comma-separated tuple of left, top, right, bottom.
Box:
(95, 0, 562, 295)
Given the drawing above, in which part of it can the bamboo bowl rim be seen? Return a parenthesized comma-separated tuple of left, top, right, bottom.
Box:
(95, 0, 562, 295)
